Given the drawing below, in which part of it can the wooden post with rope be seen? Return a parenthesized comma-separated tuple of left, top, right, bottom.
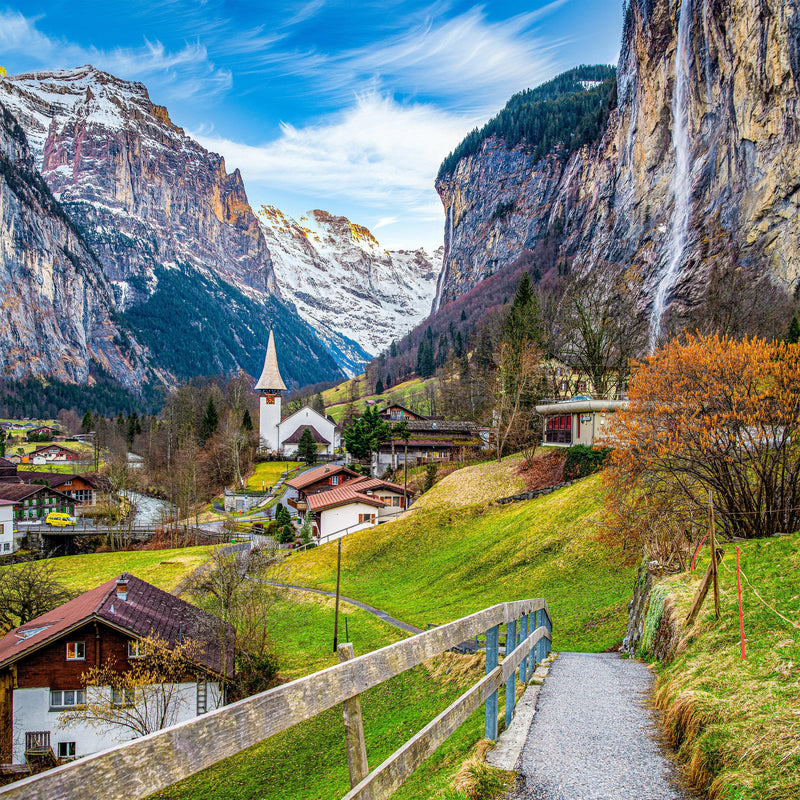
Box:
(709, 491, 720, 619)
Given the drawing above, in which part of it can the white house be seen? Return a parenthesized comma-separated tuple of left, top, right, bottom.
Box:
(535, 397, 628, 447)
(0, 574, 233, 766)
(255, 329, 339, 456)
(305, 477, 409, 542)
(0, 499, 15, 554)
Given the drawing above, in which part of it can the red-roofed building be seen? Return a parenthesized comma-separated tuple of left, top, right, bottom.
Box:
(0, 574, 233, 766)
(305, 476, 410, 541)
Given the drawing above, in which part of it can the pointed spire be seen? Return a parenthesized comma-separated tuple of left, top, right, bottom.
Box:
(255, 329, 287, 391)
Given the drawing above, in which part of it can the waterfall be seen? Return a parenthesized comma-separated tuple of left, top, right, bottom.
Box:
(431, 202, 455, 314)
(649, 0, 693, 351)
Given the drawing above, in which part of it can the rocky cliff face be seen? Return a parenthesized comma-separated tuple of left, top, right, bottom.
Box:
(260, 206, 441, 374)
(0, 66, 277, 303)
(434, 0, 800, 327)
(0, 101, 148, 387)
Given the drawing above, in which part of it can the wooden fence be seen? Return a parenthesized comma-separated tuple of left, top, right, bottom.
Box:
(0, 599, 551, 800)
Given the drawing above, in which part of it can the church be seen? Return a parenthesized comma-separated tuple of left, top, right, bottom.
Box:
(255, 331, 340, 457)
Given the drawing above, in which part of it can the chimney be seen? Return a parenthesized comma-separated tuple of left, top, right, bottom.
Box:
(115, 577, 129, 602)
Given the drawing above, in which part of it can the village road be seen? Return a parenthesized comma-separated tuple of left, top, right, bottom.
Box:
(508, 652, 693, 800)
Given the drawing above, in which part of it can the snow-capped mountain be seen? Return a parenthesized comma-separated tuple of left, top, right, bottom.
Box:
(260, 206, 441, 369)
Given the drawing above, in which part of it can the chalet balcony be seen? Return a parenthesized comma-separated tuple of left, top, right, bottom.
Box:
(287, 497, 307, 512)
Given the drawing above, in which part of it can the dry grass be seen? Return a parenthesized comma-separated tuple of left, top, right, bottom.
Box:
(411, 454, 526, 512)
(443, 741, 514, 800)
(648, 534, 800, 799)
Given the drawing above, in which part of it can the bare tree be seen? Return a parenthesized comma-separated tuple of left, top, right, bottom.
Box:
(58, 634, 204, 737)
(545, 262, 649, 398)
(0, 559, 76, 633)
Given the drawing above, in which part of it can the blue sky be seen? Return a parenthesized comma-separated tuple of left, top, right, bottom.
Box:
(1, 1, 623, 250)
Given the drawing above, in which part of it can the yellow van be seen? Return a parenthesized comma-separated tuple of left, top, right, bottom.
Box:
(45, 512, 76, 527)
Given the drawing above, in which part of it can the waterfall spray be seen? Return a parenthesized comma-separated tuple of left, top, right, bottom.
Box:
(649, 0, 694, 351)
(432, 203, 455, 314)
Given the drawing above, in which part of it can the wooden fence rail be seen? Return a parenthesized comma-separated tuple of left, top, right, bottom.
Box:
(0, 599, 551, 800)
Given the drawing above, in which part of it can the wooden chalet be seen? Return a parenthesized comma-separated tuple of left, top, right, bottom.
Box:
(0, 574, 233, 768)
(0, 483, 75, 522)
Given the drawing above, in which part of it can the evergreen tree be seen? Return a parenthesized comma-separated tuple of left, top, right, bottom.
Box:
(385, 374, 392, 389)
(199, 396, 219, 443)
(788, 315, 800, 344)
(503, 271, 544, 351)
(312, 393, 326, 415)
(0, 429, 5, 458)
(81, 410, 94, 434)
(460, 309, 467, 322)
(126, 412, 142, 448)
(390, 341, 398, 358)
(343, 406, 390, 460)
(297, 427, 318, 465)
(416, 340, 435, 378)
(375, 378, 384, 395)
(241, 408, 253, 431)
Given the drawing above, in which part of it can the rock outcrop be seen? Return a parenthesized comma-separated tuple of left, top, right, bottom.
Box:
(0, 101, 148, 387)
(260, 206, 441, 373)
(434, 0, 800, 323)
(0, 66, 277, 302)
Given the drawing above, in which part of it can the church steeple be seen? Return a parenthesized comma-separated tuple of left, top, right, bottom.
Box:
(256, 328, 285, 453)
(255, 329, 287, 392)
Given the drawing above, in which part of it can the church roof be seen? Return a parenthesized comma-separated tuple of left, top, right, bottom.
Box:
(254, 329, 287, 391)
(281, 424, 331, 446)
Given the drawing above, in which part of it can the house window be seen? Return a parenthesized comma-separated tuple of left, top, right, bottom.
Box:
(50, 690, 86, 709)
(57, 742, 76, 761)
(2, 543, 9, 552)
(128, 640, 146, 659)
(66, 642, 85, 661)
(330, 475, 340, 486)
(111, 688, 134, 707)
(358, 513, 376, 524)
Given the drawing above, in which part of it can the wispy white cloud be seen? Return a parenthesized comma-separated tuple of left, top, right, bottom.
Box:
(193, 92, 472, 215)
(250, 3, 568, 114)
(373, 216, 398, 230)
(0, 9, 232, 100)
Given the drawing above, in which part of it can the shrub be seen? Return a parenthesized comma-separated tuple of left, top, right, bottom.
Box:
(279, 525, 294, 544)
(563, 444, 611, 480)
(423, 463, 439, 492)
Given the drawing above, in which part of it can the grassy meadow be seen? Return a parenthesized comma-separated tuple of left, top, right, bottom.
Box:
(8, 546, 217, 593)
(650, 534, 800, 800)
(284, 473, 634, 653)
(244, 460, 302, 491)
(321, 375, 439, 422)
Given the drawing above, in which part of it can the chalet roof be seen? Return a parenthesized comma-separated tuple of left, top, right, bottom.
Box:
(306, 484, 386, 512)
(0, 483, 73, 502)
(286, 463, 360, 491)
(13, 472, 110, 491)
(0, 458, 14, 468)
(349, 477, 408, 495)
(378, 403, 427, 420)
(30, 444, 81, 456)
(0, 573, 234, 676)
(281, 425, 331, 446)
(254, 329, 287, 392)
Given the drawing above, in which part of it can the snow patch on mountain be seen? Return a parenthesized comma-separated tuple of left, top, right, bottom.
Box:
(259, 206, 441, 373)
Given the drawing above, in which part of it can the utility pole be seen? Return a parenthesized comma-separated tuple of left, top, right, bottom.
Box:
(333, 538, 342, 652)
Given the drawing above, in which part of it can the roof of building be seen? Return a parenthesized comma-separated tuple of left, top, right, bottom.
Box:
(349, 477, 407, 494)
(535, 399, 627, 414)
(378, 403, 427, 420)
(0, 573, 234, 675)
(0, 483, 73, 502)
(306, 484, 386, 512)
(281, 424, 331, 446)
(254, 329, 287, 392)
(403, 419, 478, 433)
(0, 458, 15, 468)
(286, 463, 360, 490)
(13, 472, 110, 491)
(29, 444, 82, 457)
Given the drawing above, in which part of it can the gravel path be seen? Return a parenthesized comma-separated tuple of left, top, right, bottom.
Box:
(509, 652, 691, 800)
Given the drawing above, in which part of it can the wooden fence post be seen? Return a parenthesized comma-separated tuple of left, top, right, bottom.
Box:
(519, 614, 528, 682)
(484, 625, 500, 741)
(504, 619, 517, 729)
(338, 643, 369, 789)
(709, 491, 720, 619)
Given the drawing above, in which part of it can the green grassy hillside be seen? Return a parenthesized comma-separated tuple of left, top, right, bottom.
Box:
(285, 473, 634, 652)
(650, 535, 800, 800)
(322, 375, 438, 422)
(4, 546, 216, 593)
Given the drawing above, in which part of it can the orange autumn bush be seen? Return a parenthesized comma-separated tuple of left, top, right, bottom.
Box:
(604, 332, 800, 561)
